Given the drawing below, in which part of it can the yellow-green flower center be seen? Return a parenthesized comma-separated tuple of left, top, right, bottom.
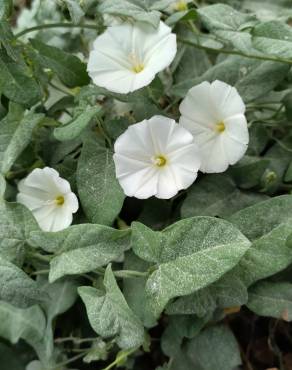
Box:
(174, 0, 188, 11)
(215, 121, 226, 133)
(154, 155, 167, 167)
(132, 63, 144, 73)
(55, 195, 65, 206)
(129, 53, 144, 74)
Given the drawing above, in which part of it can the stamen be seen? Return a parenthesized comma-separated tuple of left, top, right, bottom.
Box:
(55, 195, 65, 206)
(215, 121, 226, 133)
(153, 155, 167, 167)
(129, 52, 144, 73)
(132, 64, 144, 73)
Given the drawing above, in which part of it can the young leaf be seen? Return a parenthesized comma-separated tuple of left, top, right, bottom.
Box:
(54, 105, 102, 142)
(30, 39, 89, 88)
(77, 134, 125, 226)
(78, 265, 144, 349)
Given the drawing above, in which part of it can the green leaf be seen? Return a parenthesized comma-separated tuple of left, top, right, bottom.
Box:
(226, 196, 292, 287)
(247, 281, 292, 321)
(230, 155, 270, 189)
(0, 0, 12, 20)
(0, 200, 39, 265)
(98, 0, 161, 28)
(54, 105, 102, 142)
(30, 39, 89, 88)
(229, 195, 292, 241)
(77, 134, 125, 226)
(184, 325, 241, 370)
(0, 256, 46, 308)
(37, 276, 79, 361)
(132, 217, 250, 316)
(0, 20, 19, 61)
(172, 55, 289, 102)
(28, 224, 130, 282)
(0, 300, 48, 362)
(78, 265, 144, 349)
(181, 174, 268, 218)
(252, 20, 292, 59)
(197, 4, 256, 32)
(63, 0, 85, 23)
(0, 50, 41, 106)
(123, 252, 157, 328)
(166, 274, 248, 317)
(0, 111, 44, 174)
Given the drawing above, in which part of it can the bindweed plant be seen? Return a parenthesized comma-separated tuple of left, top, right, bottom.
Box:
(2, 0, 292, 369)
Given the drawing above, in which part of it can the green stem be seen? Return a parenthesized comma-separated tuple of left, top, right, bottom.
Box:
(15, 23, 100, 38)
(55, 337, 96, 344)
(94, 268, 148, 279)
(178, 37, 292, 65)
(103, 348, 138, 370)
(27, 252, 52, 263)
(48, 352, 87, 370)
(30, 269, 50, 276)
(113, 270, 149, 278)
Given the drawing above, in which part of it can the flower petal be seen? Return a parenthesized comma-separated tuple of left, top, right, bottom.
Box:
(210, 80, 246, 119)
(224, 114, 249, 145)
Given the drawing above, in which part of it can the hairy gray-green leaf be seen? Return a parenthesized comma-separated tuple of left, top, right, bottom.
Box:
(0, 0, 13, 20)
(54, 105, 102, 142)
(197, 4, 257, 54)
(0, 111, 44, 174)
(98, 0, 161, 27)
(252, 20, 292, 59)
(30, 39, 89, 88)
(132, 217, 250, 316)
(181, 174, 268, 218)
(28, 224, 130, 282)
(0, 256, 46, 308)
(78, 265, 144, 349)
(0, 200, 39, 264)
(123, 252, 156, 328)
(0, 300, 48, 364)
(63, 0, 85, 23)
(247, 281, 292, 321)
(0, 21, 19, 61)
(77, 135, 125, 225)
(166, 275, 248, 317)
(225, 196, 292, 287)
(172, 56, 289, 102)
(185, 325, 241, 370)
(0, 50, 41, 106)
(198, 4, 256, 32)
(38, 276, 79, 361)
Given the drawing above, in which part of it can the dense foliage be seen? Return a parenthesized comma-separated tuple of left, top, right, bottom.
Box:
(2, 0, 292, 369)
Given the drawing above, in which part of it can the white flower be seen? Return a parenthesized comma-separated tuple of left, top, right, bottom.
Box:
(87, 21, 177, 94)
(179, 80, 249, 173)
(17, 167, 78, 232)
(113, 115, 201, 199)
